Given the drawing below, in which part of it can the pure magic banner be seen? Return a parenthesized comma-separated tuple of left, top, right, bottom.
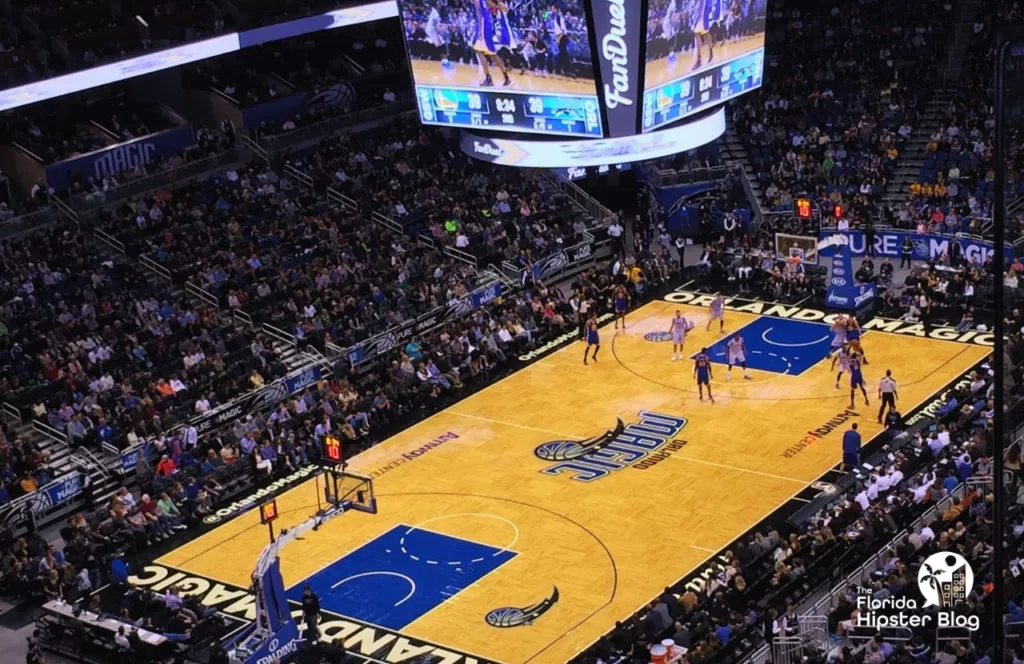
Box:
(591, 0, 642, 137)
(816, 229, 1010, 264)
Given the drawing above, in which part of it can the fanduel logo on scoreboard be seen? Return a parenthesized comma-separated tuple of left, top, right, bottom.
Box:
(593, 0, 642, 137)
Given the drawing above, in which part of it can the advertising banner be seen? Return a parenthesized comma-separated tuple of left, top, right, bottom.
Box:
(460, 107, 726, 167)
(0, 472, 83, 533)
(816, 230, 1011, 263)
(591, 0, 643, 137)
(824, 238, 876, 311)
(45, 125, 195, 191)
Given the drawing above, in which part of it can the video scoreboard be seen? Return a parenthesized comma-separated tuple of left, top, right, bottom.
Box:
(643, 49, 765, 133)
(398, 0, 766, 158)
(416, 87, 603, 138)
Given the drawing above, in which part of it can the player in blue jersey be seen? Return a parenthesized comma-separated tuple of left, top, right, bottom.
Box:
(473, 0, 511, 87)
(846, 318, 868, 364)
(848, 352, 869, 409)
(690, 0, 722, 71)
(583, 313, 600, 365)
(668, 310, 693, 361)
(613, 285, 630, 330)
(706, 294, 725, 333)
(694, 347, 714, 403)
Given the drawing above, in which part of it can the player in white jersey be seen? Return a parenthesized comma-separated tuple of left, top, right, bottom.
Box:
(830, 315, 847, 355)
(668, 310, 693, 361)
(726, 333, 750, 380)
(830, 343, 852, 389)
(706, 294, 725, 333)
(425, 7, 451, 67)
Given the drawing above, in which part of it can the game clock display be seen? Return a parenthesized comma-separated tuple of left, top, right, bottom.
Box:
(416, 87, 602, 137)
(642, 48, 764, 132)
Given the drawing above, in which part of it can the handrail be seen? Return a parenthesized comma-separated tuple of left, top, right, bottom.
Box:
(444, 245, 478, 268)
(74, 447, 110, 479)
(139, 254, 172, 283)
(233, 308, 254, 328)
(186, 280, 221, 310)
(1, 401, 22, 425)
(32, 419, 71, 449)
(93, 227, 125, 257)
(327, 185, 358, 212)
(300, 347, 334, 371)
(370, 210, 404, 234)
(325, 341, 346, 357)
(51, 195, 80, 230)
(283, 163, 314, 191)
(241, 134, 269, 165)
(262, 322, 297, 348)
(417, 233, 435, 248)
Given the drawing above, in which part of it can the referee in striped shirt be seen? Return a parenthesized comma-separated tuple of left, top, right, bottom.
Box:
(878, 370, 898, 423)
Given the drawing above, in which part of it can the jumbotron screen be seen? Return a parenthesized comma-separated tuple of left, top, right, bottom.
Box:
(398, 0, 603, 137)
(642, 0, 766, 132)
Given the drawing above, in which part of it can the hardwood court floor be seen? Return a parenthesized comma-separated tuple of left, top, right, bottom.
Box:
(158, 298, 988, 664)
(411, 59, 597, 96)
(643, 34, 764, 89)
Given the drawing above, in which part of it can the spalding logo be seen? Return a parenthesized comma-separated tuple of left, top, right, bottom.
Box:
(486, 588, 559, 627)
(644, 331, 674, 342)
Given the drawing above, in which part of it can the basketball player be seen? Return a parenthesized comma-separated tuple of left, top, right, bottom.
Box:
(425, 6, 451, 68)
(694, 346, 714, 403)
(878, 370, 898, 423)
(661, 0, 680, 64)
(849, 351, 869, 409)
(830, 343, 852, 390)
(846, 318, 868, 365)
(473, 0, 511, 87)
(494, 2, 522, 75)
(829, 315, 847, 356)
(726, 333, 751, 381)
(668, 310, 693, 361)
(707, 294, 725, 332)
(690, 0, 722, 71)
(583, 313, 600, 365)
(613, 285, 630, 330)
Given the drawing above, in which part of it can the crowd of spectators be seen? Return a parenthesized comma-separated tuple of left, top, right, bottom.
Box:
(734, 0, 955, 231)
(904, 0, 1024, 241)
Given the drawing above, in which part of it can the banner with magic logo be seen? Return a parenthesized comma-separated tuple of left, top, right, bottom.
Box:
(242, 83, 356, 129)
(45, 125, 195, 191)
(816, 229, 1011, 263)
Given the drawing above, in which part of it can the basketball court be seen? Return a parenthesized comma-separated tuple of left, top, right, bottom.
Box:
(143, 292, 991, 664)
(644, 34, 764, 89)
(411, 60, 597, 96)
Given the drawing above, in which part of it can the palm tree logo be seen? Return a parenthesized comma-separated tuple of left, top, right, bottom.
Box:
(917, 552, 973, 608)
